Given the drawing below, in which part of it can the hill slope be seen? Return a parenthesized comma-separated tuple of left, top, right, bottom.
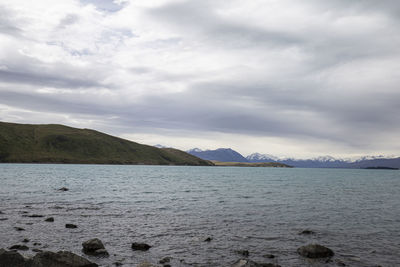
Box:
(0, 121, 213, 166)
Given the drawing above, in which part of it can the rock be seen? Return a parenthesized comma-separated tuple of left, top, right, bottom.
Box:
(235, 250, 249, 257)
(58, 187, 69, 192)
(0, 248, 26, 267)
(299, 229, 315, 235)
(159, 257, 171, 264)
(82, 238, 109, 257)
(163, 265, 171, 267)
(0, 211, 3, 214)
(297, 244, 334, 258)
(27, 214, 44, 218)
(65, 224, 77, 229)
(32, 248, 43, 253)
(28, 250, 98, 267)
(14, 227, 25, 231)
(335, 259, 346, 266)
(45, 217, 54, 222)
(204, 237, 212, 242)
(231, 259, 281, 267)
(137, 262, 159, 267)
(263, 254, 275, 259)
(113, 262, 123, 266)
(0, 218, 8, 221)
(131, 243, 151, 251)
(33, 243, 41, 246)
(9, 245, 29, 251)
(22, 239, 30, 243)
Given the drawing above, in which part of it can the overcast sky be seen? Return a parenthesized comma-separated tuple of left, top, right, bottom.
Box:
(1, 0, 399, 158)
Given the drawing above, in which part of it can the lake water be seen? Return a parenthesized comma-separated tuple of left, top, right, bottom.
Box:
(0, 164, 399, 267)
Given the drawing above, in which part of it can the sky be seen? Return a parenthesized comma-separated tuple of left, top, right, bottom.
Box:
(0, 0, 399, 159)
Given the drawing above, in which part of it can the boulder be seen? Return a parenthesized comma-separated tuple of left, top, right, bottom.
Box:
(9, 245, 29, 251)
(58, 187, 69, 192)
(14, 227, 25, 231)
(82, 238, 108, 256)
(204, 237, 212, 242)
(235, 250, 249, 257)
(28, 250, 98, 267)
(65, 224, 77, 229)
(0, 248, 26, 267)
(22, 239, 30, 243)
(131, 243, 151, 251)
(299, 230, 315, 235)
(45, 217, 54, 222)
(159, 257, 171, 264)
(231, 259, 281, 267)
(297, 244, 334, 258)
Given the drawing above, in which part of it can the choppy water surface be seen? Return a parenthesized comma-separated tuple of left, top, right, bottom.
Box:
(0, 164, 399, 267)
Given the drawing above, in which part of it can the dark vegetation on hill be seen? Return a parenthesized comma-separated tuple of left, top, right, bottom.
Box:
(0, 121, 213, 166)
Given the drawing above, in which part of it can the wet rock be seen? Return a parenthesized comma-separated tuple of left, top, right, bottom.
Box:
(65, 223, 77, 229)
(52, 206, 64, 209)
(159, 257, 171, 264)
(27, 214, 44, 218)
(335, 259, 346, 266)
(22, 239, 30, 243)
(137, 262, 159, 267)
(14, 227, 25, 231)
(113, 262, 123, 266)
(82, 238, 109, 257)
(33, 243, 41, 246)
(0, 248, 26, 267)
(131, 243, 151, 251)
(231, 259, 281, 267)
(9, 245, 29, 251)
(32, 248, 43, 253)
(299, 229, 315, 235)
(58, 187, 69, 192)
(0, 218, 8, 221)
(0, 211, 3, 214)
(45, 217, 54, 222)
(204, 237, 212, 242)
(263, 254, 275, 259)
(28, 250, 98, 267)
(235, 250, 249, 257)
(297, 244, 334, 258)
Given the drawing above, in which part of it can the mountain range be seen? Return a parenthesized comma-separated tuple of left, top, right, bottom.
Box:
(186, 148, 400, 169)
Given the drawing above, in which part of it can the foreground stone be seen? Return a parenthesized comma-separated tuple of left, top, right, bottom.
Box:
(28, 251, 98, 267)
(66, 224, 78, 229)
(131, 243, 151, 251)
(58, 187, 69, 192)
(9, 245, 29, 251)
(231, 259, 281, 267)
(82, 238, 109, 257)
(45, 217, 54, 222)
(0, 248, 26, 267)
(299, 229, 315, 235)
(297, 244, 334, 258)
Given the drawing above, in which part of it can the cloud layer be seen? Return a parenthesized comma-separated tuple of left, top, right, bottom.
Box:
(1, 0, 399, 157)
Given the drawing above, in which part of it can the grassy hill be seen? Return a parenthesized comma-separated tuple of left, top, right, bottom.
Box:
(0, 121, 213, 166)
(212, 161, 292, 168)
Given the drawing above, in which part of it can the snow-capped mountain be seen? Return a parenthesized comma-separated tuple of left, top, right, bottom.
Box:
(246, 153, 280, 162)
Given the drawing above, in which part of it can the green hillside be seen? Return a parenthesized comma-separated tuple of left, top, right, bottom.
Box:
(0, 121, 213, 166)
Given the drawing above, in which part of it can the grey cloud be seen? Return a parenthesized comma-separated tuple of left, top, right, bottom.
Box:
(0, 68, 101, 89)
(0, 6, 22, 36)
(148, 1, 303, 48)
(57, 14, 80, 29)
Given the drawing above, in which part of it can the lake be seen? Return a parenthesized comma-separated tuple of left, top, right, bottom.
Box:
(0, 164, 399, 266)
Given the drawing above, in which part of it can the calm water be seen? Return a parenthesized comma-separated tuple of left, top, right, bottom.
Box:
(0, 164, 399, 267)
